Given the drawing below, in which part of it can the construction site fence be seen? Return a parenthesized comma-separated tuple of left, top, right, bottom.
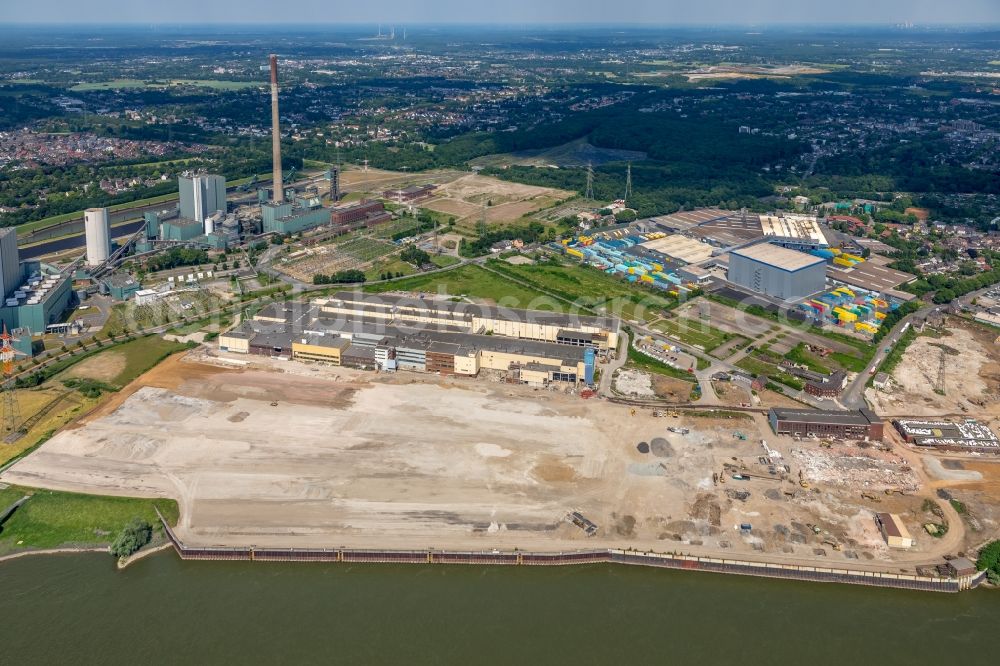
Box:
(155, 509, 981, 593)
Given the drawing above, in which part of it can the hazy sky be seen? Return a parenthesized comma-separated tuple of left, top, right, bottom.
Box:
(3, 0, 999, 25)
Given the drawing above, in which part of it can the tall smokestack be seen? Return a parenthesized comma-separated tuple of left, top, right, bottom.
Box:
(269, 54, 283, 203)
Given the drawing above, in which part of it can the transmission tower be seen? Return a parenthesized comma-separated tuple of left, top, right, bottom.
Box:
(624, 162, 633, 205)
(585, 162, 594, 200)
(1, 325, 23, 434)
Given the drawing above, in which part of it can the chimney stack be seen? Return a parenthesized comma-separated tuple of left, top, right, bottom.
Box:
(269, 54, 283, 202)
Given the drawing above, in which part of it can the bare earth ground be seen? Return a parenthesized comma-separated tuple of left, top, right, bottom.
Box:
(3, 349, 997, 571)
(421, 174, 574, 227)
(867, 320, 1000, 429)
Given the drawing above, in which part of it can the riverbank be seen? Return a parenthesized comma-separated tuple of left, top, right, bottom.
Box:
(154, 508, 986, 594)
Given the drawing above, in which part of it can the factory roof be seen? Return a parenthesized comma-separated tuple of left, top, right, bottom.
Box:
(342, 344, 376, 360)
(649, 208, 733, 233)
(293, 334, 350, 350)
(323, 292, 618, 332)
(759, 214, 828, 246)
(640, 234, 715, 264)
(769, 407, 882, 426)
(731, 243, 825, 272)
(827, 262, 917, 293)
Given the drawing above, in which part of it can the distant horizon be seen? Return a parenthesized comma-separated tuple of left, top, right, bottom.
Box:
(3, 0, 999, 27)
(3, 20, 1000, 26)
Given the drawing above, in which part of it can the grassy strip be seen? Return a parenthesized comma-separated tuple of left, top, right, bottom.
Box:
(871, 326, 918, 382)
(364, 264, 564, 310)
(0, 484, 179, 555)
(626, 345, 697, 383)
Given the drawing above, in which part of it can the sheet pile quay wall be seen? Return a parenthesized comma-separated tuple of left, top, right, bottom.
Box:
(155, 510, 983, 593)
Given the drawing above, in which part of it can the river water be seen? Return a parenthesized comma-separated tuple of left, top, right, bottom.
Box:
(1, 552, 996, 665)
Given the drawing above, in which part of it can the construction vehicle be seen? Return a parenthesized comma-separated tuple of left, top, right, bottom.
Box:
(884, 489, 907, 496)
(822, 539, 842, 551)
(798, 470, 809, 489)
(861, 493, 882, 503)
(734, 431, 747, 441)
(806, 523, 822, 535)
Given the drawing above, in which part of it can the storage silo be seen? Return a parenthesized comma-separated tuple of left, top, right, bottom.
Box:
(84, 208, 111, 266)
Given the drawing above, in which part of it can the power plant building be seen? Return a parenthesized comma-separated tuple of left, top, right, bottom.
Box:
(84, 208, 111, 266)
(0, 228, 21, 301)
(728, 243, 826, 301)
(261, 195, 331, 235)
(178, 172, 227, 224)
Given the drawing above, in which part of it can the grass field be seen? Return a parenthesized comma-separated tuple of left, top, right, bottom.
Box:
(486, 260, 678, 320)
(0, 485, 179, 556)
(784, 342, 832, 375)
(653, 317, 734, 352)
(168, 79, 259, 90)
(365, 264, 562, 309)
(70, 79, 148, 91)
(430, 255, 461, 268)
(365, 258, 417, 281)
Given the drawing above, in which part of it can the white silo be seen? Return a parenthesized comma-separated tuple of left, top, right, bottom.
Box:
(84, 208, 111, 266)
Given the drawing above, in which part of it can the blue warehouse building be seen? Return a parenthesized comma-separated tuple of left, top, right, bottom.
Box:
(728, 243, 826, 301)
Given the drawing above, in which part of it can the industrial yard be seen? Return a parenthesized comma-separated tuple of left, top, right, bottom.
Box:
(2, 348, 991, 570)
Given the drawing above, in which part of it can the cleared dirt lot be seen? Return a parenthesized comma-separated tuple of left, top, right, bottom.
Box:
(1, 351, 989, 568)
(422, 173, 574, 228)
(868, 319, 1000, 425)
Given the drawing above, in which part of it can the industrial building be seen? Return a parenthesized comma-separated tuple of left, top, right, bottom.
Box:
(892, 419, 1000, 453)
(178, 172, 226, 224)
(0, 261, 73, 334)
(382, 184, 437, 203)
(84, 208, 111, 266)
(768, 407, 884, 441)
(261, 194, 330, 236)
(759, 214, 828, 251)
(0, 228, 73, 333)
(639, 234, 715, 264)
(0, 229, 21, 302)
(100, 273, 142, 301)
(218, 294, 616, 386)
(875, 513, 914, 549)
(329, 200, 391, 233)
(728, 243, 826, 301)
(315, 291, 619, 351)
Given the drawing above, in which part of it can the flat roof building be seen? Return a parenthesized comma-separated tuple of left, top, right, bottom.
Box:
(639, 234, 715, 264)
(768, 407, 884, 441)
(759, 214, 828, 250)
(728, 244, 826, 301)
